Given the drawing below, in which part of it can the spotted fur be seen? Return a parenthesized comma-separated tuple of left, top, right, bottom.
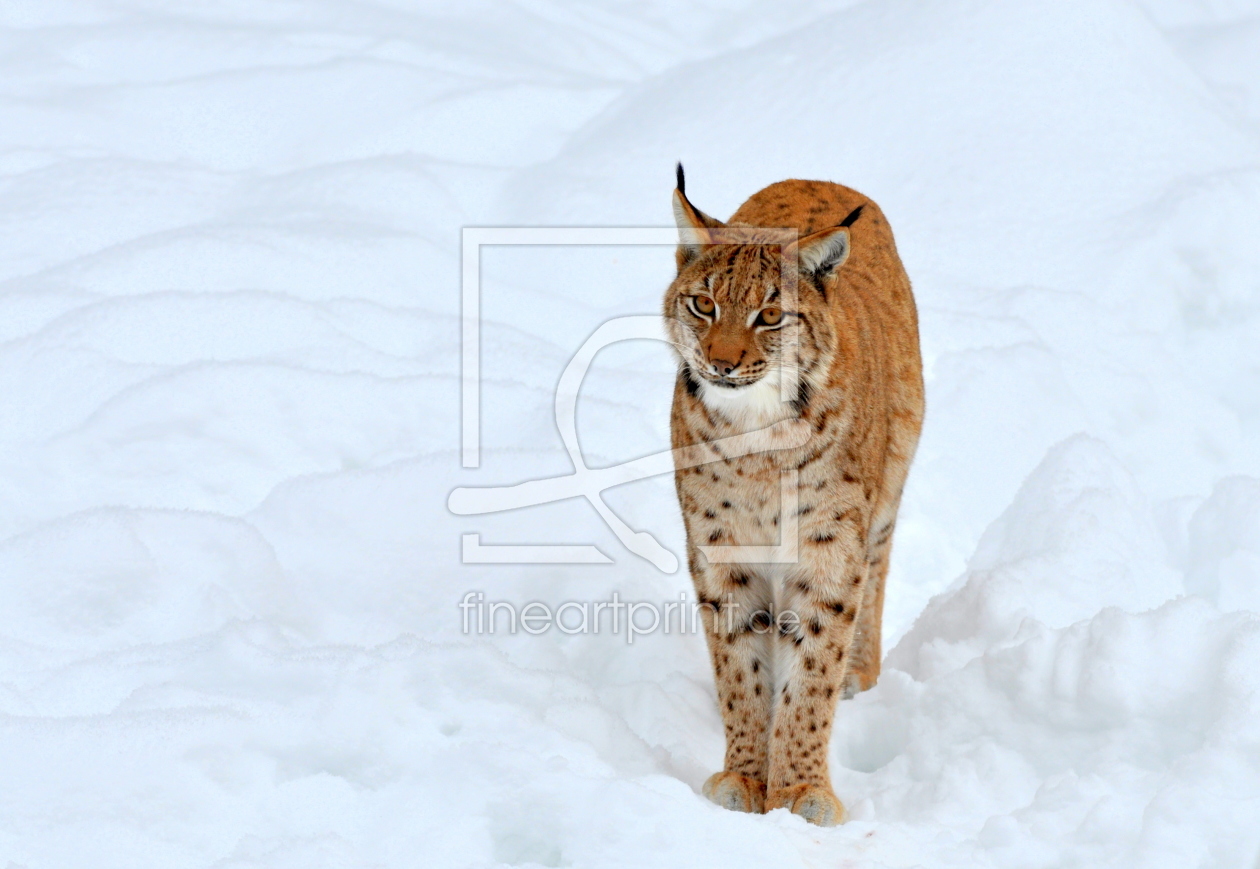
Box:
(665, 167, 924, 826)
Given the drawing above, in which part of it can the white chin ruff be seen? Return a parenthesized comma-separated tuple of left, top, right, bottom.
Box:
(697, 369, 797, 430)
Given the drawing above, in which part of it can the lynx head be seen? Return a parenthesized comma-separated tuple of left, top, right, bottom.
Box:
(663, 165, 849, 428)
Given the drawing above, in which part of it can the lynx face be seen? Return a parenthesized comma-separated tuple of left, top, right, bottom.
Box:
(663, 219, 849, 431)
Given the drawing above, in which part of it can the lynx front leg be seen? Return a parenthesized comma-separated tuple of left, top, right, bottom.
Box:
(764, 545, 869, 826)
(694, 563, 775, 813)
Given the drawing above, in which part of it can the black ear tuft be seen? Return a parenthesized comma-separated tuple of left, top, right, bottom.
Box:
(676, 162, 685, 195)
(839, 204, 864, 228)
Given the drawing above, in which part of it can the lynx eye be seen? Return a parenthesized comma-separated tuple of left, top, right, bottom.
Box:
(692, 295, 715, 316)
(757, 306, 783, 327)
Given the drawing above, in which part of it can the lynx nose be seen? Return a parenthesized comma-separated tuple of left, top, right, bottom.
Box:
(711, 359, 737, 376)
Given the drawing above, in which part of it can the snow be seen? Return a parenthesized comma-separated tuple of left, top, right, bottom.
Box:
(2, 0, 1260, 866)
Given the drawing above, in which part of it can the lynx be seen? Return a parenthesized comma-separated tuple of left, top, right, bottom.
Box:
(664, 165, 923, 825)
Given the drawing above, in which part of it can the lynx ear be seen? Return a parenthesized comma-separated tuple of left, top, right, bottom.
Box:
(672, 163, 724, 272)
(795, 225, 851, 278)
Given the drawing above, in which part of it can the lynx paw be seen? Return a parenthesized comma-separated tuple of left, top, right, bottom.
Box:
(766, 783, 847, 826)
(702, 772, 766, 814)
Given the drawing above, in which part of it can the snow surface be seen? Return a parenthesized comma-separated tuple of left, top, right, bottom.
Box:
(3, 1, 1260, 866)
